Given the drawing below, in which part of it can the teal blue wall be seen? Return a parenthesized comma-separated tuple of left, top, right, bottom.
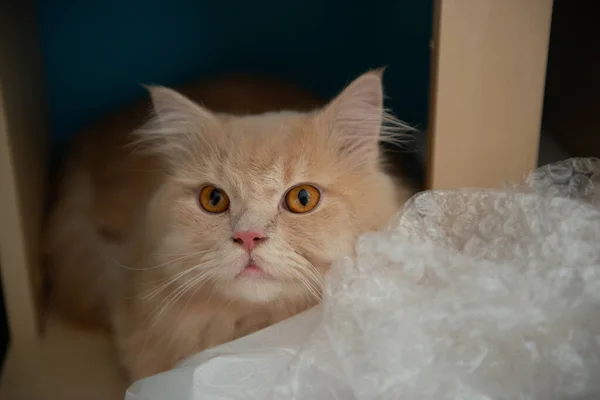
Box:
(37, 0, 432, 154)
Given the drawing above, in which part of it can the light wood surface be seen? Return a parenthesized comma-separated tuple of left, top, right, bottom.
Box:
(427, 0, 553, 189)
(0, 0, 47, 346)
(0, 314, 127, 400)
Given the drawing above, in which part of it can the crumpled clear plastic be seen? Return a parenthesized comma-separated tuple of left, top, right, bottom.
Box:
(126, 157, 600, 400)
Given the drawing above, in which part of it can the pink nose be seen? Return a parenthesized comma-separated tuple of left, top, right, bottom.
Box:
(232, 230, 267, 252)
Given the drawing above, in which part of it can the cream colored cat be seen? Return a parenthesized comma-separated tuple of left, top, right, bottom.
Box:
(44, 70, 415, 381)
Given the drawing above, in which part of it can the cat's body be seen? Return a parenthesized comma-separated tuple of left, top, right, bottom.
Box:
(44, 72, 415, 381)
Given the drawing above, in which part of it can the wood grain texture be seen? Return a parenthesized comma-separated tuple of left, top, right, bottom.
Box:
(427, 0, 553, 189)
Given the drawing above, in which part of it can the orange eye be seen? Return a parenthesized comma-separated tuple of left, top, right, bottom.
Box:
(198, 185, 230, 214)
(284, 184, 320, 214)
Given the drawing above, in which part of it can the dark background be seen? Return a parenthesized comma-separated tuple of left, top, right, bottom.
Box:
(35, 0, 433, 159)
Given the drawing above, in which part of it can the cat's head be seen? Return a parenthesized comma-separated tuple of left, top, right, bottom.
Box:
(137, 71, 412, 305)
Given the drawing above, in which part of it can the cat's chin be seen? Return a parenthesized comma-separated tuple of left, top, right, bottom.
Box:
(217, 278, 294, 304)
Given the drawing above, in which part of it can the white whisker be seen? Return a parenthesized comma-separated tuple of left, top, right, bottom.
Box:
(141, 268, 194, 300)
(285, 262, 322, 302)
(141, 256, 218, 300)
(147, 268, 215, 327)
(126, 250, 213, 271)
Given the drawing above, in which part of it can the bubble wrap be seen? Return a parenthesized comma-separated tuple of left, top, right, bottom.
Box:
(127, 158, 600, 400)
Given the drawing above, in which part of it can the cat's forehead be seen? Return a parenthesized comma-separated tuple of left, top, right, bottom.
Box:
(207, 112, 333, 195)
(220, 112, 309, 166)
(221, 111, 304, 140)
(220, 116, 303, 192)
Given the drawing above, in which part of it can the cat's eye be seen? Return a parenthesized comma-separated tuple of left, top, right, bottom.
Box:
(284, 184, 321, 214)
(198, 185, 230, 214)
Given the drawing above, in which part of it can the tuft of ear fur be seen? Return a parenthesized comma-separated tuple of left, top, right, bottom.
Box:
(132, 85, 222, 166)
(320, 70, 413, 167)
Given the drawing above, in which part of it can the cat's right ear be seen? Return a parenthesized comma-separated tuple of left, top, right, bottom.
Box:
(319, 70, 411, 169)
(133, 85, 222, 164)
(319, 70, 387, 167)
(146, 85, 216, 127)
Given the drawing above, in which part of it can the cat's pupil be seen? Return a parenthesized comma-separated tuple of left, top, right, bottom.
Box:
(209, 189, 222, 206)
(298, 189, 309, 207)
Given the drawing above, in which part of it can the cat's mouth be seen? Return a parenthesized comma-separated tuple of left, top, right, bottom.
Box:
(235, 262, 274, 280)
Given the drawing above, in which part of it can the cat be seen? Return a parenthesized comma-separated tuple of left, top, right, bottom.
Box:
(43, 70, 416, 381)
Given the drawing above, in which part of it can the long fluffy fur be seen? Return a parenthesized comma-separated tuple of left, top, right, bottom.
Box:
(43, 71, 416, 381)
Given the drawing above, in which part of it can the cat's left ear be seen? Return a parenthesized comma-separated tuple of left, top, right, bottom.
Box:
(134, 85, 221, 165)
(319, 70, 385, 164)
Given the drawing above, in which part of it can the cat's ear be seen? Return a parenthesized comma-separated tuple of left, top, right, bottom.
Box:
(146, 85, 215, 124)
(320, 69, 406, 166)
(133, 85, 221, 164)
